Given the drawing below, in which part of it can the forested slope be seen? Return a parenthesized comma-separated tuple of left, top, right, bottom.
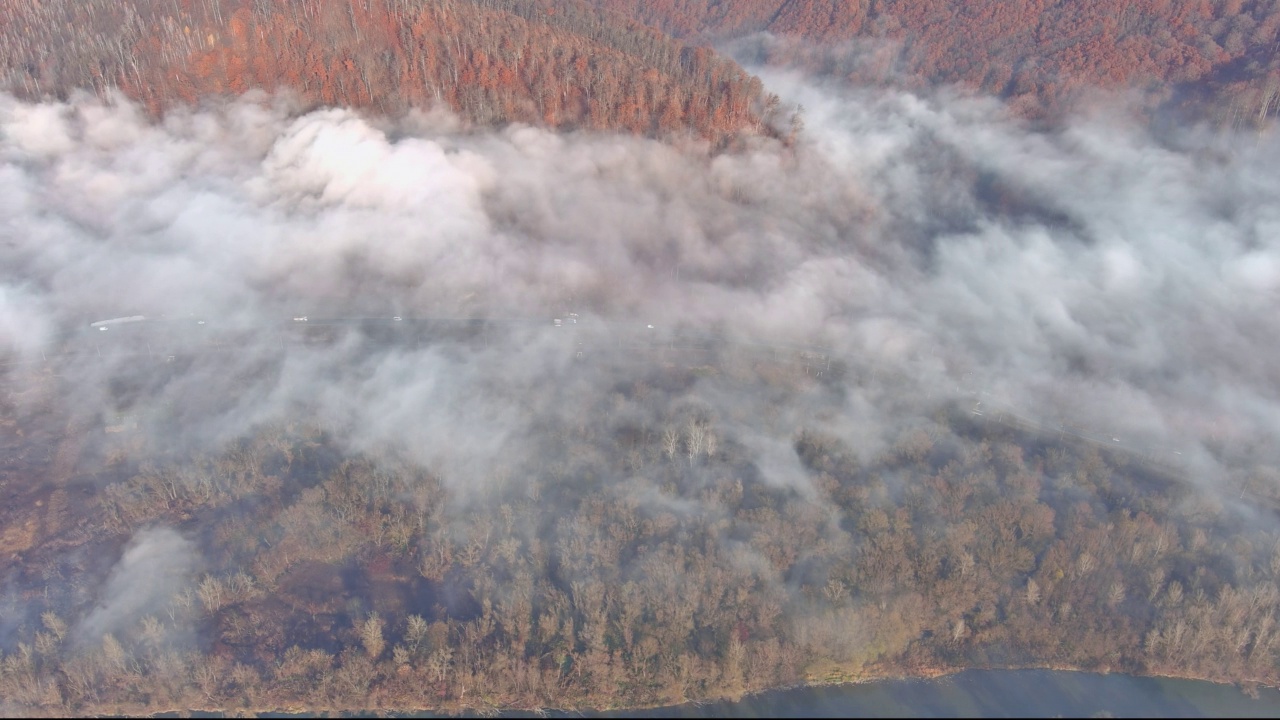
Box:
(4, 360, 1280, 715)
(5, 1, 1273, 134)
(0, 0, 774, 141)
(591, 0, 1280, 124)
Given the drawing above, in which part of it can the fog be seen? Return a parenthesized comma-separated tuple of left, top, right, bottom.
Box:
(2, 74, 1279, 653)
(74, 527, 197, 646)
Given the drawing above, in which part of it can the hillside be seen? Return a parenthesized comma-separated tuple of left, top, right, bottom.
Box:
(589, 0, 1280, 124)
(5, 1, 1274, 135)
(0, 0, 775, 141)
(4, 354, 1280, 715)
(3, 3, 1280, 717)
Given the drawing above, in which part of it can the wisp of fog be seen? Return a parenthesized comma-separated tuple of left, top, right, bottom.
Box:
(1, 74, 1278, 514)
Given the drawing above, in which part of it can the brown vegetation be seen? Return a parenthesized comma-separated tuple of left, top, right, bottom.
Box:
(3, 1, 1274, 137)
(590, 0, 1280, 125)
(2, 353, 1279, 715)
(0, 0, 776, 142)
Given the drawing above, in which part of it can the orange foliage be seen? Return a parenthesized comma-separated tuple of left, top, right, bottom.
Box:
(590, 0, 1280, 120)
(0, 0, 773, 142)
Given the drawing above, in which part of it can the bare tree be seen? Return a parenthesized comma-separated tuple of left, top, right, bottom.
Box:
(686, 420, 705, 466)
(823, 578, 848, 606)
(662, 426, 679, 461)
(40, 612, 67, 643)
(425, 646, 453, 684)
(1025, 578, 1041, 605)
(360, 612, 386, 659)
(405, 614, 429, 655)
(101, 633, 128, 674)
(197, 575, 226, 614)
(140, 615, 166, 651)
(1108, 581, 1126, 607)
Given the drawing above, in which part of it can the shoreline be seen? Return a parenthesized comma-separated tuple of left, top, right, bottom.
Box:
(99, 665, 1279, 718)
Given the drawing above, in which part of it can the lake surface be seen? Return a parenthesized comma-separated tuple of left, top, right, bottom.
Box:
(612, 669, 1280, 718)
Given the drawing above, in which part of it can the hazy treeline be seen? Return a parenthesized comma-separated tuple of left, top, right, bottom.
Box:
(591, 0, 1280, 126)
(3, 354, 1280, 714)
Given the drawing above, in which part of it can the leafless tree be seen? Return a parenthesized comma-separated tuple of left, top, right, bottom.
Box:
(662, 426, 679, 461)
(686, 420, 706, 466)
(360, 612, 386, 659)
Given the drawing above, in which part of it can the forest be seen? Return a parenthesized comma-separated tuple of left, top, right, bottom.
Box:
(2, 1, 1279, 716)
(2, 338, 1278, 715)
(589, 0, 1280, 126)
(3, 1, 1278, 138)
(0, 0, 778, 143)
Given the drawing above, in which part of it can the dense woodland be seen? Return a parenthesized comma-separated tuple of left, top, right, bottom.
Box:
(590, 0, 1280, 126)
(3, 1, 1279, 137)
(3, 1, 1280, 716)
(2, 346, 1279, 715)
(0, 0, 777, 142)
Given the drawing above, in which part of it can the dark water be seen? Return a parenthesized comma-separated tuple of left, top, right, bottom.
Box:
(611, 670, 1280, 718)
(172, 670, 1280, 718)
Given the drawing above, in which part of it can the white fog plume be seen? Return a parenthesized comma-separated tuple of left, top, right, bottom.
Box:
(1, 77, 1278, 502)
(74, 526, 197, 645)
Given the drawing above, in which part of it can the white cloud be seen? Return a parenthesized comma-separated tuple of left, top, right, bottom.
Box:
(1, 79, 1278, 498)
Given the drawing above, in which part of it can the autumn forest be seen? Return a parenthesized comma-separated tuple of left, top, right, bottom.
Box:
(2, 0, 1280, 717)
(3, 0, 1279, 140)
(3, 341, 1279, 715)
